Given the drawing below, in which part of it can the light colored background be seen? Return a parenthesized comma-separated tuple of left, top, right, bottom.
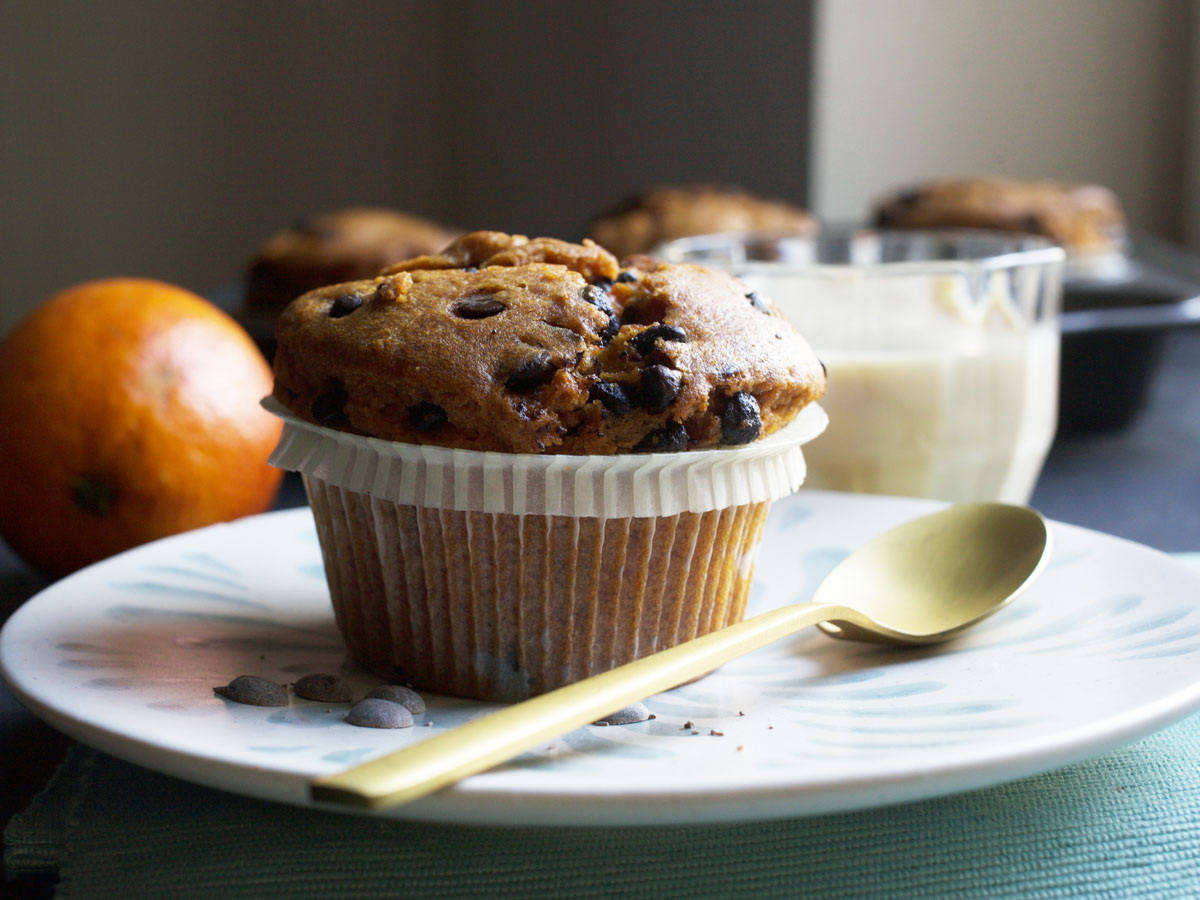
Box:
(2, 0, 1199, 335)
(810, 0, 1198, 240)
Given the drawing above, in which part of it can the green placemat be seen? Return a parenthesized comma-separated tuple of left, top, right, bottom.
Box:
(8, 714, 1200, 900)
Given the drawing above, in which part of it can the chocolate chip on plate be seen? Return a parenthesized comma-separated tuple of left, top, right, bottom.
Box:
(312, 379, 349, 427)
(592, 702, 652, 726)
(329, 293, 364, 318)
(720, 392, 762, 445)
(639, 365, 682, 413)
(629, 323, 687, 357)
(214, 675, 288, 707)
(408, 401, 447, 432)
(293, 673, 353, 704)
(454, 294, 507, 319)
(505, 352, 556, 392)
(365, 684, 426, 714)
(346, 698, 414, 729)
(590, 381, 634, 417)
(634, 421, 688, 453)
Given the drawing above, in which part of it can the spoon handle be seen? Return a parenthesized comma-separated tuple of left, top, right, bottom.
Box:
(311, 600, 854, 809)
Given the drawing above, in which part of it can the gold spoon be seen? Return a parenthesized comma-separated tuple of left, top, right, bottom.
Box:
(311, 501, 1050, 809)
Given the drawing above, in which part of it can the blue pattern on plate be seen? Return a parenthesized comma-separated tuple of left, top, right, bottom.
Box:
(13, 497, 1195, 800)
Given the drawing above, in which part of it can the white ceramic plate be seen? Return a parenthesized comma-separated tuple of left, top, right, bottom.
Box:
(4, 491, 1200, 826)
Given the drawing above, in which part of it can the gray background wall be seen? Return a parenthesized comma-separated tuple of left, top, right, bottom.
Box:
(3, 0, 1199, 335)
(0, 0, 814, 332)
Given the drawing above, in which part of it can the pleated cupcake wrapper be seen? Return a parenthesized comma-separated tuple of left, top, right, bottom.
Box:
(263, 396, 827, 518)
(262, 398, 827, 700)
(305, 481, 772, 700)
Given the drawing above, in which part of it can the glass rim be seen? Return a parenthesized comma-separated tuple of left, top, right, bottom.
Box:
(653, 225, 1068, 276)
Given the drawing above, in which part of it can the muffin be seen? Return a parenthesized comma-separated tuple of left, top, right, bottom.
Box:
(871, 177, 1127, 263)
(268, 231, 827, 701)
(244, 207, 462, 312)
(587, 184, 817, 259)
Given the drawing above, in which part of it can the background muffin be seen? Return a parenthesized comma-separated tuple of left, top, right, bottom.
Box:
(244, 207, 462, 312)
(268, 231, 827, 701)
(586, 184, 818, 259)
(871, 177, 1127, 257)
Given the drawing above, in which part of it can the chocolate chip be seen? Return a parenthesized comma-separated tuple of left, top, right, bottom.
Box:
(720, 392, 762, 445)
(718, 364, 741, 377)
(581, 284, 613, 314)
(293, 673, 353, 704)
(819, 358, 827, 378)
(346, 698, 413, 729)
(615, 270, 638, 283)
(462, 265, 480, 273)
(1020, 214, 1044, 235)
(592, 702, 652, 726)
(746, 291, 770, 314)
(600, 313, 620, 343)
(629, 323, 687, 356)
(365, 684, 426, 714)
(639, 365, 682, 413)
(214, 675, 288, 707)
(592, 277, 613, 292)
(634, 421, 688, 453)
(455, 294, 507, 319)
(590, 381, 634, 417)
(312, 380, 349, 428)
(329, 293, 364, 318)
(505, 352, 556, 392)
(408, 401, 447, 432)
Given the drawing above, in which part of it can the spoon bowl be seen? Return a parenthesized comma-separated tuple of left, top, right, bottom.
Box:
(312, 501, 1050, 809)
(814, 502, 1050, 644)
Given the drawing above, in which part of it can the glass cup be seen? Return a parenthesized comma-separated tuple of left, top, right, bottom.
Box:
(657, 229, 1066, 504)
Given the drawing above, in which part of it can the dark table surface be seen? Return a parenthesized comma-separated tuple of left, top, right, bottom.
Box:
(2, 322, 1198, 887)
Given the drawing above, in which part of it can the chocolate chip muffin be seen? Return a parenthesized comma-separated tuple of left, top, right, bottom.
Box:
(267, 232, 827, 701)
(871, 178, 1127, 256)
(272, 231, 824, 455)
(244, 207, 461, 311)
(587, 184, 818, 259)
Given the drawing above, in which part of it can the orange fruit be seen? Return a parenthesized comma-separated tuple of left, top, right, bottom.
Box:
(0, 278, 284, 577)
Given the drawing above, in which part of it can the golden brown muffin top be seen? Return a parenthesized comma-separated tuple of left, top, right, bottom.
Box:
(587, 184, 817, 259)
(244, 207, 462, 310)
(272, 231, 825, 454)
(871, 178, 1126, 253)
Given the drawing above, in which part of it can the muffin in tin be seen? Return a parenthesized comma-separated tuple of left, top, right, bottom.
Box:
(871, 177, 1127, 259)
(268, 231, 827, 701)
(587, 184, 817, 259)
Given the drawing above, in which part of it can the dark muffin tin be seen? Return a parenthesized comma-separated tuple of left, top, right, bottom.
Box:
(1060, 234, 1200, 434)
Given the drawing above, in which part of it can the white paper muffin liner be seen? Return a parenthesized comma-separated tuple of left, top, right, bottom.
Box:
(263, 397, 827, 700)
(264, 396, 827, 518)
